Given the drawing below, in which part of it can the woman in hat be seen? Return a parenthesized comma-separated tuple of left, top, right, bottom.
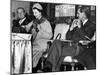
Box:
(26, 3, 52, 68)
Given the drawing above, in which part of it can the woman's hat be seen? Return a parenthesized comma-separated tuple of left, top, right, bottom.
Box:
(32, 3, 43, 10)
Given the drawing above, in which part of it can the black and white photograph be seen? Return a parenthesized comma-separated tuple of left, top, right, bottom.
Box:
(10, 0, 96, 74)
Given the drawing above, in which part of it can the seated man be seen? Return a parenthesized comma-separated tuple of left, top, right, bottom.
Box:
(45, 6, 96, 71)
(12, 7, 31, 33)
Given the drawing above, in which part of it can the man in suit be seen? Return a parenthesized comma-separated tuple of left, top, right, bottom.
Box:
(12, 7, 31, 33)
(45, 6, 96, 71)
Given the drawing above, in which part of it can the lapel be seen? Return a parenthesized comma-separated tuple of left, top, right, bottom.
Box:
(82, 20, 89, 28)
(81, 20, 89, 31)
(19, 17, 26, 25)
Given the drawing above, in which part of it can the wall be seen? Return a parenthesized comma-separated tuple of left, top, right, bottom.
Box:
(11, 0, 30, 20)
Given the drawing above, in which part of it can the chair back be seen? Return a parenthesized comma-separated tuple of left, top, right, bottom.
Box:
(53, 23, 70, 40)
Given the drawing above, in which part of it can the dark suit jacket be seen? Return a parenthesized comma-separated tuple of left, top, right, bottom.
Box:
(12, 17, 31, 33)
(66, 20, 96, 42)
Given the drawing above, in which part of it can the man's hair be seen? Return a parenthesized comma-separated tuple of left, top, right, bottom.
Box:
(16, 7, 25, 13)
(79, 6, 90, 19)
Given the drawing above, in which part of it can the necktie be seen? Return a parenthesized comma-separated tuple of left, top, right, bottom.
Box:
(81, 21, 83, 28)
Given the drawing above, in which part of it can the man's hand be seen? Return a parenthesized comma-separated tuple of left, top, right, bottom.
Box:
(70, 19, 81, 31)
(79, 40, 91, 45)
(25, 21, 33, 32)
(21, 25, 26, 28)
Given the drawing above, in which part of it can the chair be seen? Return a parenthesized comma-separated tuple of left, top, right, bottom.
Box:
(40, 23, 70, 70)
(60, 42, 82, 71)
(50, 23, 80, 71)
(61, 32, 96, 71)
